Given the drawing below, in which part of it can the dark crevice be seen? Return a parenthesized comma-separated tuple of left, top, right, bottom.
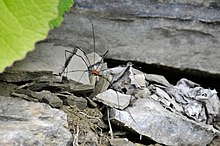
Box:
(105, 58, 220, 96)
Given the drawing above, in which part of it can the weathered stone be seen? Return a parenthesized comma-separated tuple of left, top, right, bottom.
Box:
(47, 0, 220, 75)
(12, 89, 63, 108)
(11, 91, 39, 102)
(145, 74, 172, 87)
(85, 96, 98, 108)
(66, 95, 88, 110)
(165, 78, 220, 124)
(111, 65, 143, 95)
(35, 75, 63, 83)
(57, 92, 88, 109)
(15, 74, 94, 95)
(95, 89, 133, 110)
(0, 96, 72, 146)
(68, 83, 94, 95)
(36, 90, 63, 108)
(135, 87, 151, 99)
(110, 98, 219, 146)
(0, 82, 17, 97)
(109, 138, 135, 146)
(27, 82, 57, 91)
(153, 87, 183, 112)
(0, 69, 52, 82)
(90, 73, 113, 98)
(12, 43, 91, 84)
(12, 89, 42, 102)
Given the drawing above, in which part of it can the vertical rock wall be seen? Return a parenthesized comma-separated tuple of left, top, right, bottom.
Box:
(47, 0, 220, 74)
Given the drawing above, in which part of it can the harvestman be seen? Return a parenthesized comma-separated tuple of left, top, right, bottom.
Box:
(58, 11, 109, 86)
(58, 11, 142, 140)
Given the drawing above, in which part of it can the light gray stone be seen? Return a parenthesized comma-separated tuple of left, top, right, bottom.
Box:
(165, 78, 220, 124)
(0, 96, 72, 146)
(13, 43, 90, 84)
(110, 98, 219, 146)
(145, 74, 172, 87)
(109, 138, 135, 146)
(95, 89, 132, 110)
(47, 0, 220, 75)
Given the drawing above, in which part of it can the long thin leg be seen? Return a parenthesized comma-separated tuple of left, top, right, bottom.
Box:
(65, 49, 76, 77)
(59, 47, 78, 75)
(72, 70, 87, 90)
(80, 12, 96, 66)
(107, 107, 113, 139)
(91, 50, 109, 71)
(63, 69, 89, 74)
(60, 46, 92, 76)
(74, 46, 92, 68)
(74, 53, 90, 69)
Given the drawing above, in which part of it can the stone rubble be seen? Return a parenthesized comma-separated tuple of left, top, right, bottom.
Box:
(110, 98, 218, 146)
(1, 51, 220, 145)
(95, 63, 220, 146)
(166, 78, 220, 124)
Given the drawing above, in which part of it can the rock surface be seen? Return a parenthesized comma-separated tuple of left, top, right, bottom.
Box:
(0, 96, 72, 146)
(109, 138, 142, 146)
(46, 0, 220, 75)
(110, 98, 219, 146)
(94, 89, 133, 110)
(12, 43, 90, 84)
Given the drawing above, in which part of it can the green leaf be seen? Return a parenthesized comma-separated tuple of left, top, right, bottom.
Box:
(49, 0, 74, 29)
(0, 0, 59, 73)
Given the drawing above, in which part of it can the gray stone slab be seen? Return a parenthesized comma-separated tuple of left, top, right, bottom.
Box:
(0, 96, 72, 146)
(110, 98, 219, 146)
(13, 43, 90, 84)
(95, 89, 132, 110)
(47, 0, 220, 75)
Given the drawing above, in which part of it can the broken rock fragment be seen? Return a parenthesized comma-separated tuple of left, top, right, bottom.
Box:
(12, 89, 63, 108)
(0, 69, 52, 83)
(145, 73, 172, 87)
(94, 64, 220, 145)
(57, 93, 88, 110)
(109, 138, 140, 146)
(166, 78, 220, 124)
(110, 98, 219, 146)
(105, 63, 147, 95)
(0, 96, 72, 146)
(94, 89, 133, 110)
(36, 90, 63, 108)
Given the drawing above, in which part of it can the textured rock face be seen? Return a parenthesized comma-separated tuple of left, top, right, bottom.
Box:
(47, 0, 220, 74)
(0, 96, 72, 146)
(12, 43, 90, 84)
(110, 98, 218, 146)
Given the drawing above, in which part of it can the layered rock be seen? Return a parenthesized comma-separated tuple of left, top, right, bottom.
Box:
(46, 0, 220, 75)
(0, 96, 72, 146)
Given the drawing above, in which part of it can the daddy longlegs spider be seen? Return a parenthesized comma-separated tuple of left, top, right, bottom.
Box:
(58, 10, 142, 140)
(59, 10, 110, 87)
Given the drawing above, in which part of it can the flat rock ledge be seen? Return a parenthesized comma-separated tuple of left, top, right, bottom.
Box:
(0, 96, 72, 146)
